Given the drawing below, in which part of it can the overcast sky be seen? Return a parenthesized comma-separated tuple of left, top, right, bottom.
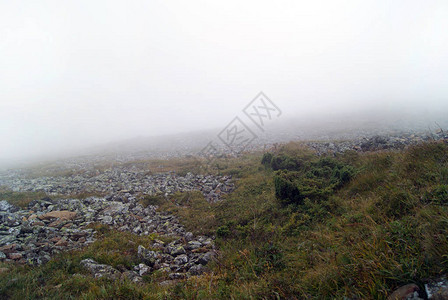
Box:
(1, 0, 447, 163)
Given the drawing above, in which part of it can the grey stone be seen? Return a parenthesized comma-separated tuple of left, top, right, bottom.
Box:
(188, 264, 205, 275)
(425, 277, 448, 300)
(80, 258, 120, 280)
(174, 254, 188, 265)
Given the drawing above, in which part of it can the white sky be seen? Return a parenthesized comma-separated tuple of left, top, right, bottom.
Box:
(1, 0, 448, 162)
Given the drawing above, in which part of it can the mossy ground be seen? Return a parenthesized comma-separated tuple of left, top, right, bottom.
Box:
(1, 142, 448, 299)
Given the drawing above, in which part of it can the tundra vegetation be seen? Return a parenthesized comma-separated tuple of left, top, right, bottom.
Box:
(1, 141, 448, 299)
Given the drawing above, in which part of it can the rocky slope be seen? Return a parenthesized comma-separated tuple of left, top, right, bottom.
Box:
(0, 170, 234, 203)
(0, 169, 234, 282)
(0, 193, 215, 282)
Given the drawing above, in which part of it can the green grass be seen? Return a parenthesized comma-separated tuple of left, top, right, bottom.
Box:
(1, 141, 448, 299)
(0, 188, 47, 208)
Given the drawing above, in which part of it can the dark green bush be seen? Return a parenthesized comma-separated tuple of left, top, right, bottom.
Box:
(274, 171, 304, 205)
(216, 225, 231, 238)
(274, 157, 355, 206)
(261, 152, 273, 167)
(271, 154, 300, 171)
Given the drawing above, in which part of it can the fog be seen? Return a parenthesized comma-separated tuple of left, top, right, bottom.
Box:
(1, 0, 447, 167)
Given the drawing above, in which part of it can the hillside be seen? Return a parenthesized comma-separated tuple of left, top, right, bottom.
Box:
(0, 139, 448, 299)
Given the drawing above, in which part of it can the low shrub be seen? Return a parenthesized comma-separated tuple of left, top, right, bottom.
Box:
(273, 157, 355, 206)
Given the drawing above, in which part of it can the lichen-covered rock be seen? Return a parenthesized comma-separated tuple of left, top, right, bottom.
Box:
(425, 277, 448, 300)
(38, 211, 77, 221)
(137, 245, 159, 266)
(80, 259, 121, 280)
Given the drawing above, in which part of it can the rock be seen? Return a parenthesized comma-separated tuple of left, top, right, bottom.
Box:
(137, 245, 159, 266)
(0, 168, 218, 277)
(425, 277, 448, 300)
(39, 211, 76, 221)
(0, 235, 16, 245)
(55, 239, 68, 247)
(0, 252, 6, 259)
(159, 280, 176, 286)
(184, 232, 194, 241)
(80, 259, 121, 280)
(387, 284, 420, 300)
(0, 244, 16, 253)
(170, 245, 186, 256)
(198, 251, 215, 265)
(138, 263, 151, 276)
(174, 254, 188, 265)
(121, 271, 142, 283)
(187, 241, 202, 250)
(168, 272, 186, 280)
(101, 216, 113, 225)
(188, 264, 205, 275)
(0, 200, 18, 213)
(8, 253, 23, 260)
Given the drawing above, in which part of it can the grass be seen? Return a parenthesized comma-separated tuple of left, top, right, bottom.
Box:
(0, 188, 106, 209)
(0, 188, 47, 208)
(1, 141, 448, 299)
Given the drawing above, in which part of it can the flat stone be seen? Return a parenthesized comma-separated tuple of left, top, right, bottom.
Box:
(80, 258, 120, 280)
(387, 284, 420, 300)
(0, 244, 16, 253)
(168, 272, 186, 280)
(55, 239, 68, 247)
(39, 211, 76, 221)
(8, 252, 23, 260)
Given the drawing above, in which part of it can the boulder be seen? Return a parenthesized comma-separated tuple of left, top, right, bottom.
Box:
(80, 258, 120, 280)
(425, 277, 448, 300)
(387, 284, 420, 300)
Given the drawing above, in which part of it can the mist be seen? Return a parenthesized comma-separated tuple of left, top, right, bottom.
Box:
(1, 0, 447, 167)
